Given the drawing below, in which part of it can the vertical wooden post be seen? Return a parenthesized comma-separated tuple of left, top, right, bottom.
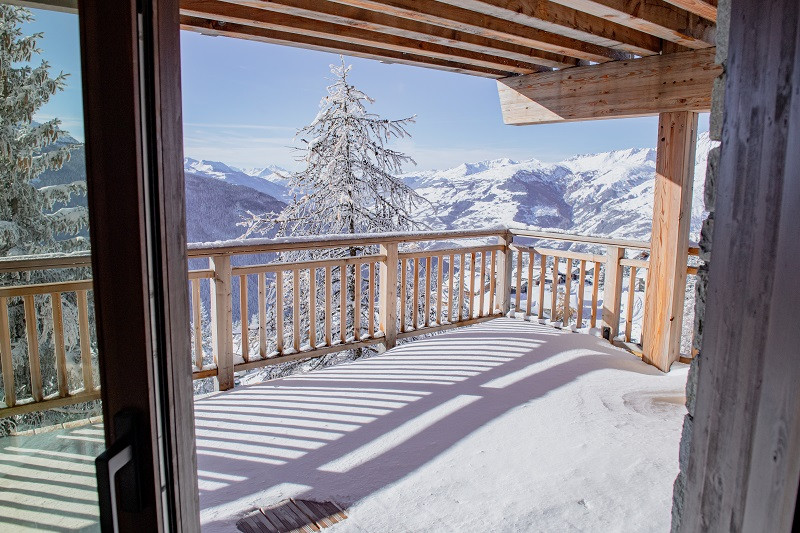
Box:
(602, 246, 624, 341)
(379, 242, 398, 350)
(210, 254, 233, 390)
(496, 232, 514, 315)
(642, 111, 698, 372)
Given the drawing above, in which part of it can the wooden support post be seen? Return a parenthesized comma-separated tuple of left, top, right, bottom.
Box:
(379, 242, 398, 350)
(642, 111, 698, 372)
(601, 246, 624, 341)
(496, 232, 514, 315)
(210, 254, 234, 390)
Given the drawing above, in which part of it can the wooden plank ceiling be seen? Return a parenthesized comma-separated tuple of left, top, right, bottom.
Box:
(180, 0, 717, 79)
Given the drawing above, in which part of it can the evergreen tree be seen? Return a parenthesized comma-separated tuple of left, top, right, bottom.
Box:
(244, 58, 424, 242)
(0, 5, 87, 259)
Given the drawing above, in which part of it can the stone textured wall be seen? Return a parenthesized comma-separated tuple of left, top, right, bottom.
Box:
(670, 1, 730, 529)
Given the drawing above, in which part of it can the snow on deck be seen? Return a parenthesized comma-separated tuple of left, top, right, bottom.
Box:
(196, 318, 688, 532)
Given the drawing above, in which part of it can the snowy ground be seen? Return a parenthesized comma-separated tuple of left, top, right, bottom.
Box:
(197, 318, 688, 532)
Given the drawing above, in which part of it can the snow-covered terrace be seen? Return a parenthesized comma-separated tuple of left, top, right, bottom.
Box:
(0, 318, 688, 532)
(196, 318, 687, 532)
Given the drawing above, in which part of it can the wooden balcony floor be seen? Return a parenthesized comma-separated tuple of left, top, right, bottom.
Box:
(197, 318, 689, 532)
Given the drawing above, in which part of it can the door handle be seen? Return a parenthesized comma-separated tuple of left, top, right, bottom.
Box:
(95, 410, 143, 532)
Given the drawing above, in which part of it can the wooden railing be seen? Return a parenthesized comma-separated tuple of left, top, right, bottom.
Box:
(0, 227, 698, 415)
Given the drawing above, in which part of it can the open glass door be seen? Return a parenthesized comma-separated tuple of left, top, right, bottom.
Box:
(0, 0, 199, 530)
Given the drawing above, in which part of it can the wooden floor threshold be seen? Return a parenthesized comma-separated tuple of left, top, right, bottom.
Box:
(237, 499, 348, 533)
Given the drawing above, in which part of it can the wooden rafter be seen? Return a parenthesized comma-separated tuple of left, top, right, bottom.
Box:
(497, 47, 720, 124)
(549, 0, 715, 48)
(214, 0, 575, 69)
(325, 0, 631, 63)
(180, 16, 511, 78)
(435, 0, 663, 56)
(661, 0, 717, 21)
(181, 0, 559, 73)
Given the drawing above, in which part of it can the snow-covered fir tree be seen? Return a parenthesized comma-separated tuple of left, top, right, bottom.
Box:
(0, 6, 86, 257)
(236, 58, 425, 377)
(0, 6, 94, 434)
(244, 58, 423, 242)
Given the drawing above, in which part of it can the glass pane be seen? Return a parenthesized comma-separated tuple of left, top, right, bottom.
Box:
(0, 3, 102, 530)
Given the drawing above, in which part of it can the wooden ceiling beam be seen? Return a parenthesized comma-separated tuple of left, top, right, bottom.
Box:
(661, 0, 717, 21)
(497, 47, 720, 125)
(435, 0, 663, 57)
(180, 16, 512, 78)
(549, 0, 715, 48)
(181, 0, 553, 72)
(219, 0, 573, 69)
(329, 0, 632, 63)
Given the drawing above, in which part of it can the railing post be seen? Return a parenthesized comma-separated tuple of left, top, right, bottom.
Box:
(496, 231, 514, 316)
(210, 254, 234, 390)
(379, 242, 398, 350)
(601, 246, 624, 341)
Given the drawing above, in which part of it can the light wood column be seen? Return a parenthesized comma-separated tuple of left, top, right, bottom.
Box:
(642, 111, 698, 372)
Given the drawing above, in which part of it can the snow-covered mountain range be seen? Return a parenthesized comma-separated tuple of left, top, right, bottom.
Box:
(402, 132, 712, 242)
(182, 131, 712, 244)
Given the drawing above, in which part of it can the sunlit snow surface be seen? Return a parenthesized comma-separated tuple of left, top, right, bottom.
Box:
(197, 318, 688, 532)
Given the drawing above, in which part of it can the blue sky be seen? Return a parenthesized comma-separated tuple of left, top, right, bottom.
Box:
(29, 8, 708, 172)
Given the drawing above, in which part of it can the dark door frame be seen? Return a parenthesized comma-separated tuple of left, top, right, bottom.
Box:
(79, 0, 199, 529)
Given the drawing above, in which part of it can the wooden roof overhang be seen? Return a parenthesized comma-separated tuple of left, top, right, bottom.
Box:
(179, 0, 719, 124)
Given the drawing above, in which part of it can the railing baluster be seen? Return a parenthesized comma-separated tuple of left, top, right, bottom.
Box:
(436, 255, 443, 324)
(276, 270, 284, 353)
(192, 279, 203, 368)
(625, 266, 637, 342)
(591, 261, 601, 328)
(51, 292, 68, 397)
(23, 295, 43, 402)
(458, 253, 466, 322)
(563, 259, 572, 327)
(400, 258, 407, 333)
(424, 256, 431, 326)
(293, 269, 301, 351)
(77, 290, 93, 393)
(577, 260, 587, 328)
(340, 263, 347, 343)
(354, 263, 361, 341)
(551, 257, 560, 321)
(526, 251, 534, 316)
(0, 297, 15, 407)
(258, 273, 267, 357)
(469, 252, 477, 318)
(325, 266, 332, 346)
(448, 254, 455, 322)
(412, 258, 420, 330)
(368, 261, 375, 338)
(489, 250, 496, 315)
(240, 275, 249, 362)
(538, 254, 547, 320)
(478, 252, 486, 317)
(309, 267, 317, 349)
(515, 249, 523, 312)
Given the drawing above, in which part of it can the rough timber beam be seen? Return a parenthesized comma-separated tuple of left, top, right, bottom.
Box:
(180, 16, 511, 78)
(328, 0, 631, 63)
(218, 0, 573, 69)
(497, 47, 720, 125)
(181, 0, 553, 72)
(549, 0, 715, 48)
(435, 0, 663, 56)
(662, 0, 717, 21)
